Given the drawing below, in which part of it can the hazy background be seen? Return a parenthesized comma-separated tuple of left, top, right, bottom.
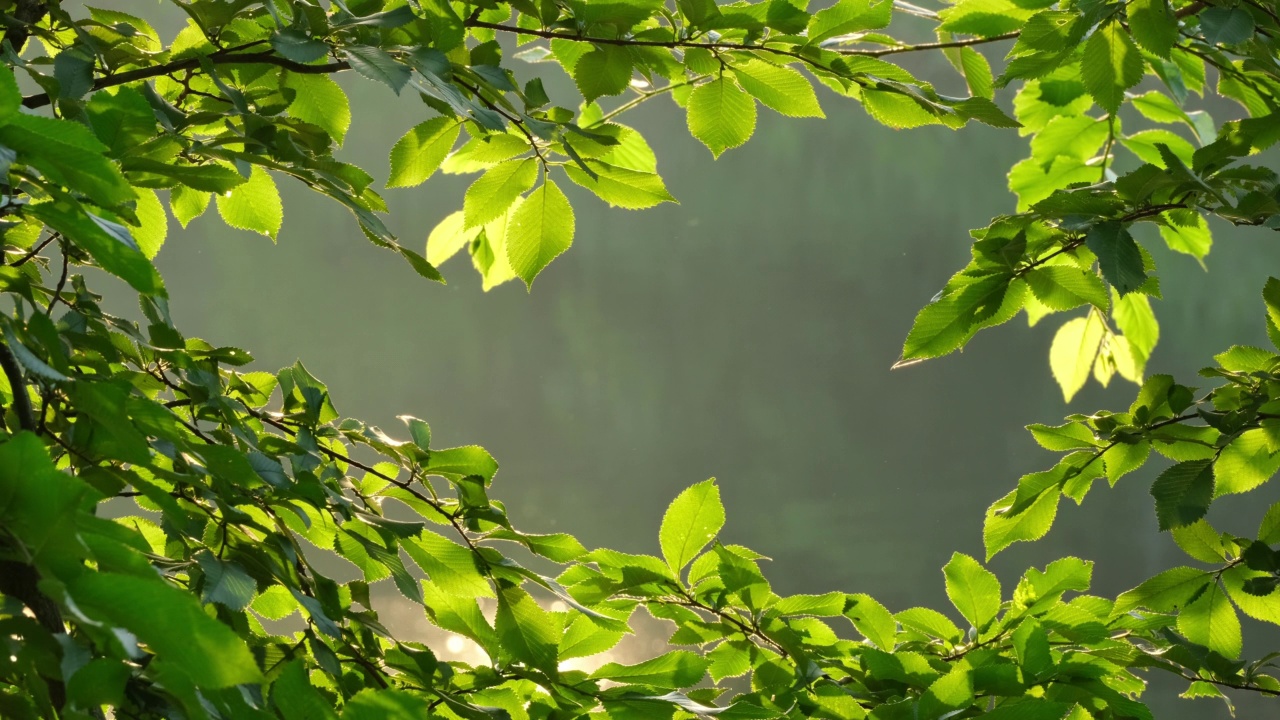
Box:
(108, 3, 1280, 715)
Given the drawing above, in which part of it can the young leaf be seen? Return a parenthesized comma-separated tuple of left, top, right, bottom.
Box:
(687, 78, 757, 158)
(1080, 23, 1145, 113)
(659, 478, 725, 574)
(506, 179, 575, 288)
(463, 158, 538, 229)
(943, 552, 1002, 631)
(387, 117, 461, 188)
(425, 210, 481, 266)
(216, 166, 283, 241)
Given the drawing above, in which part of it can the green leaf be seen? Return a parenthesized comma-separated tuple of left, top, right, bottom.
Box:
(773, 591, 845, 616)
(1024, 266, 1109, 312)
(1027, 421, 1098, 451)
(1150, 459, 1215, 531)
(1086, 221, 1147, 295)
(495, 584, 560, 674)
(216, 166, 283, 241)
(958, 47, 995, 99)
(687, 78, 757, 158)
(898, 275, 1019, 363)
(442, 133, 530, 174)
(0, 432, 88, 557)
(125, 159, 248, 193)
(985, 488, 1059, 558)
(1049, 313, 1104, 401)
(731, 59, 824, 118)
(1127, 0, 1177, 58)
(862, 89, 944, 129)
(1012, 619, 1053, 678)
(1159, 213, 1212, 261)
(343, 45, 411, 93)
(272, 660, 338, 720)
(463, 158, 538, 229)
(426, 445, 499, 482)
(573, 45, 633, 103)
(67, 572, 262, 687)
(285, 73, 351, 143)
(807, 0, 892, 43)
(1171, 519, 1228, 563)
(388, 117, 461, 188)
(506, 179, 575, 288)
(707, 639, 752, 682)
(1215, 429, 1280, 496)
(426, 210, 482, 266)
(561, 613, 627, 661)
(844, 593, 897, 651)
(1080, 23, 1146, 113)
(564, 160, 676, 209)
(0, 114, 134, 208)
(1113, 290, 1159, 366)
(1200, 7, 1255, 45)
(194, 550, 256, 611)
(591, 650, 710, 688)
(1105, 440, 1151, 484)
(28, 196, 165, 296)
(919, 667, 974, 718)
(272, 29, 331, 64)
(659, 478, 725, 573)
(404, 530, 493, 598)
(895, 607, 963, 643)
(132, 187, 168, 259)
(340, 689, 433, 720)
(0, 65, 19, 125)
(1178, 582, 1242, 658)
(939, 0, 1034, 37)
(943, 552, 1001, 631)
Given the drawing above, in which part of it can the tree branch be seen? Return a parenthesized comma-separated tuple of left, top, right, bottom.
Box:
(22, 50, 349, 109)
(465, 19, 1017, 60)
(1, 0, 51, 56)
(0, 338, 36, 432)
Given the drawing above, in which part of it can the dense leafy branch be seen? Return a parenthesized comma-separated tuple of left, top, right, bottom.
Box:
(2, 0, 1280, 718)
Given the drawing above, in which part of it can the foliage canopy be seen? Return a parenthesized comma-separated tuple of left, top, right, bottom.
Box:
(1, 0, 1280, 718)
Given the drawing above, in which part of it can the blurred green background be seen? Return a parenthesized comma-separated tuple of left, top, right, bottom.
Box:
(113, 3, 1280, 715)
